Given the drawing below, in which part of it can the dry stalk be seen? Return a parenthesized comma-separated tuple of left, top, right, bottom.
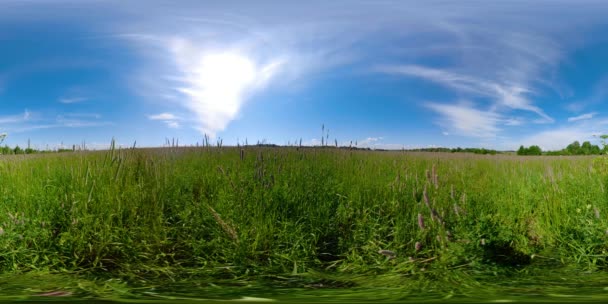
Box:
(206, 204, 239, 242)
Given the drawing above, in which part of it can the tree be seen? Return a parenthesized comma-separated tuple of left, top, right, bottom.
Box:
(517, 145, 526, 155)
(567, 141, 581, 155)
(528, 145, 542, 155)
(581, 141, 593, 155)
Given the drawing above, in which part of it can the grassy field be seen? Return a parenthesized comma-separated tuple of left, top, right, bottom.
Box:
(0, 146, 607, 301)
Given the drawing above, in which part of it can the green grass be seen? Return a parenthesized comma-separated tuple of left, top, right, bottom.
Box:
(0, 146, 607, 301)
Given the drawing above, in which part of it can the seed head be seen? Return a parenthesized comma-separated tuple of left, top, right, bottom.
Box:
(417, 213, 425, 230)
(378, 249, 396, 259)
(454, 203, 460, 217)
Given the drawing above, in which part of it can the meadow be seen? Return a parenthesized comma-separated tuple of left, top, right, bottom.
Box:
(0, 145, 607, 302)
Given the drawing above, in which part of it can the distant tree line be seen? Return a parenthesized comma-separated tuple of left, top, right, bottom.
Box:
(518, 140, 605, 156)
(405, 147, 498, 155)
(0, 145, 74, 155)
(517, 145, 542, 155)
(0, 145, 37, 155)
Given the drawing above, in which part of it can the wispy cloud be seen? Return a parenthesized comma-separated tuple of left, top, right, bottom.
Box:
(64, 113, 102, 119)
(378, 65, 553, 123)
(0, 110, 32, 124)
(425, 102, 501, 138)
(358, 137, 383, 147)
(0, 111, 110, 133)
(565, 77, 608, 113)
(568, 112, 596, 122)
(148, 113, 178, 121)
(148, 112, 182, 129)
(58, 97, 88, 104)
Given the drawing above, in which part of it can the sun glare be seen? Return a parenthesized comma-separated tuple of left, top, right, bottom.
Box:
(182, 52, 257, 127)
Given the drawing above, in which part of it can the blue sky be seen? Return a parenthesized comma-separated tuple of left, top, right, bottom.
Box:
(2, 1, 608, 150)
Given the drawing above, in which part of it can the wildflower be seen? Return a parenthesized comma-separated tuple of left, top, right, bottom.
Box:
(431, 208, 444, 225)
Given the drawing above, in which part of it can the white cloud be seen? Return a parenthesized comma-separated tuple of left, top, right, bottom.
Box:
(59, 97, 88, 104)
(64, 113, 102, 119)
(55, 115, 111, 128)
(426, 102, 501, 138)
(517, 127, 597, 151)
(378, 65, 553, 123)
(166, 38, 284, 136)
(355, 136, 407, 150)
(166, 121, 180, 129)
(148, 113, 178, 121)
(568, 112, 596, 122)
(504, 118, 525, 126)
(358, 137, 383, 146)
(147, 112, 182, 129)
(565, 77, 608, 113)
(0, 110, 33, 124)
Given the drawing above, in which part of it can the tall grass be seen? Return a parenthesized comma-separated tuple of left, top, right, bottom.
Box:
(0, 146, 605, 289)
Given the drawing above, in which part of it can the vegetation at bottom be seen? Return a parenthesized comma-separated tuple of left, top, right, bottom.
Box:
(0, 146, 607, 299)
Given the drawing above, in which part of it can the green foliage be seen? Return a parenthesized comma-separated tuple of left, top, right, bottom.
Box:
(517, 145, 542, 155)
(544, 140, 602, 156)
(408, 147, 498, 154)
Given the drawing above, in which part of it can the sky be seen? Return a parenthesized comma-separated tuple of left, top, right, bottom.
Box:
(2, 1, 608, 151)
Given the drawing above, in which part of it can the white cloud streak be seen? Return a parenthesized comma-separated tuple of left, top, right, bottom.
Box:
(148, 113, 178, 121)
(425, 102, 501, 138)
(568, 112, 596, 122)
(379, 65, 553, 123)
(59, 97, 88, 104)
(148, 112, 182, 129)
